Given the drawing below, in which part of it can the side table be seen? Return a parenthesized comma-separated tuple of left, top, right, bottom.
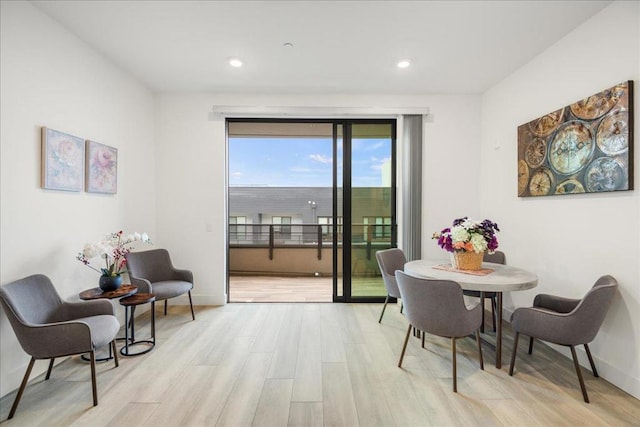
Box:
(119, 293, 156, 356)
(79, 284, 138, 361)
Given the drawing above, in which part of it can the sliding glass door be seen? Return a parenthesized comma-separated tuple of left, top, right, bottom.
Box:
(337, 121, 396, 301)
(227, 119, 396, 303)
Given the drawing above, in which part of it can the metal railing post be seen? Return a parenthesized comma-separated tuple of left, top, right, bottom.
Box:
(269, 225, 274, 260)
(317, 225, 322, 260)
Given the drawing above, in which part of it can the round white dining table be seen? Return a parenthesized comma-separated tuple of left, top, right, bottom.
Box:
(404, 259, 538, 369)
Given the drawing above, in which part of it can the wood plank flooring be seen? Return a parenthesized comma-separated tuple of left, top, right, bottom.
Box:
(1, 303, 638, 426)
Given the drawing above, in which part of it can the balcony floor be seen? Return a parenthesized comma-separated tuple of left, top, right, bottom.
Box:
(229, 275, 333, 302)
(228, 275, 387, 302)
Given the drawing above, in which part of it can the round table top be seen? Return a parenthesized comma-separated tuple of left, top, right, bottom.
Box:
(404, 259, 538, 292)
(79, 284, 138, 300)
(120, 293, 156, 306)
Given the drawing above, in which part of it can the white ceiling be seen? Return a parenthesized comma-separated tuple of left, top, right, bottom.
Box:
(32, 0, 612, 94)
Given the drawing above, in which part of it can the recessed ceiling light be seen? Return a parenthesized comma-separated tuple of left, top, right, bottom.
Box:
(283, 42, 294, 48)
(397, 60, 411, 69)
(229, 58, 243, 68)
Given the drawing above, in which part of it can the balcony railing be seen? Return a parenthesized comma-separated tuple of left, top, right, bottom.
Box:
(229, 223, 394, 261)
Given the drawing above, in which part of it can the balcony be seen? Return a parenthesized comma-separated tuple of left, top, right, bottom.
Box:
(229, 223, 391, 302)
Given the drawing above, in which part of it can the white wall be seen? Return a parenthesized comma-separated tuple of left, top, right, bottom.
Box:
(0, 1, 156, 397)
(154, 93, 481, 306)
(480, 1, 640, 398)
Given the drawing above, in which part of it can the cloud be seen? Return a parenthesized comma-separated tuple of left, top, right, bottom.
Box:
(231, 171, 243, 178)
(290, 167, 312, 173)
(309, 154, 332, 164)
(370, 156, 391, 171)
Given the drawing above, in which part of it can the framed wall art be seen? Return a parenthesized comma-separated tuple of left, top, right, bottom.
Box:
(517, 80, 633, 197)
(41, 127, 85, 191)
(86, 140, 117, 194)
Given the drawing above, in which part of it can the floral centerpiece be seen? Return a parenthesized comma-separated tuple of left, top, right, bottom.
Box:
(432, 217, 499, 270)
(77, 231, 151, 291)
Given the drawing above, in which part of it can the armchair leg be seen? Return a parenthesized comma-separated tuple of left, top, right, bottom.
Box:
(476, 330, 484, 370)
(164, 300, 168, 316)
(400, 302, 403, 314)
(188, 291, 196, 320)
(8, 356, 35, 419)
(90, 351, 98, 406)
(112, 340, 119, 368)
(45, 358, 55, 380)
(528, 337, 534, 355)
(570, 345, 590, 403)
(379, 295, 389, 323)
(421, 331, 425, 349)
(509, 332, 519, 376)
(584, 344, 598, 377)
(398, 324, 412, 368)
(451, 337, 457, 392)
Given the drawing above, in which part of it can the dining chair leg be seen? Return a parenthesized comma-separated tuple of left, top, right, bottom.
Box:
(8, 356, 35, 419)
(491, 297, 497, 332)
(476, 330, 484, 370)
(584, 343, 598, 377)
(164, 300, 168, 316)
(45, 358, 55, 380)
(421, 331, 425, 349)
(451, 337, 457, 392)
(112, 340, 119, 368)
(188, 290, 196, 320)
(480, 292, 486, 333)
(528, 336, 534, 355)
(509, 332, 519, 376)
(90, 351, 98, 406)
(400, 302, 403, 314)
(398, 324, 412, 368)
(570, 345, 590, 403)
(379, 295, 389, 323)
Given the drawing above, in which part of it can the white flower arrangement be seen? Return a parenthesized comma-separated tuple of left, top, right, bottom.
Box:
(77, 231, 151, 277)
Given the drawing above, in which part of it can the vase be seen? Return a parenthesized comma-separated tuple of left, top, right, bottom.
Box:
(452, 251, 484, 271)
(99, 274, 122, 292)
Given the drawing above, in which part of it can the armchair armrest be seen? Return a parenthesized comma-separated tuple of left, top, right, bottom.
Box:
(18, 321, 93, 359)
(58, 300, 114, 321)
(172, 268, 193, 283)
(510, 307, 589, 346)
(533, 293, 580, 313)
(129, 276, 152, 293)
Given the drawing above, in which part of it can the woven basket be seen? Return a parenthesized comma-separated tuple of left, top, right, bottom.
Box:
(452, 251, 484, 271)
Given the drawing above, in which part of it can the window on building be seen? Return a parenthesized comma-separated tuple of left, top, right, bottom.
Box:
(363, 216, 392, 240)
(318, 216, 343, 237)
(273, 216, 292, 239)
(229, 216, 247, 241)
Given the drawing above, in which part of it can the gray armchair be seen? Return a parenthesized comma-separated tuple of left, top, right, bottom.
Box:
(509, 275, 618, 403)
(463, 250, 506, 332)
(395, 271, 484, 392)
(0, 274, 119, 419)
(375, 248, 406, 323)
(125, 249, 195, 320)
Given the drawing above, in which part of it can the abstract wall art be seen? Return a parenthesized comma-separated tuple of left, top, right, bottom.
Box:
(517, 81, 633, 197)
(41, 127, 85, 191)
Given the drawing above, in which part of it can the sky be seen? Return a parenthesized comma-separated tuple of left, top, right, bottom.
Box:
(228, 137, 391, 187)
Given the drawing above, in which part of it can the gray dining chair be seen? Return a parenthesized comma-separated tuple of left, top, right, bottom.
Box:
(125, 249, 195, 320)
(395, 271, 483, 392)
(509, 275, 618, 403)
(462, 250, 505, 332)
(0, 274, 120, 419)
(375, 248, 406, 323)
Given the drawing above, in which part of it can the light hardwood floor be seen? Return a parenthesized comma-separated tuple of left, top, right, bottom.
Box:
(1, 303, 638, 426)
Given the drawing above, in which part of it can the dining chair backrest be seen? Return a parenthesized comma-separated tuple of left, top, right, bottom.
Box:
(395, 271, 481, 338)
(559, 275, 618, 345)
(484, 251, 506, 265)
(375, 248, 406, 299)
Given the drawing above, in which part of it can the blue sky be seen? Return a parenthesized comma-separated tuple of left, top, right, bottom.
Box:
(229, 137, 390, 187)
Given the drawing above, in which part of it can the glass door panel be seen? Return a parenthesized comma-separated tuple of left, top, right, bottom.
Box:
(349, 122, 396, 299)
